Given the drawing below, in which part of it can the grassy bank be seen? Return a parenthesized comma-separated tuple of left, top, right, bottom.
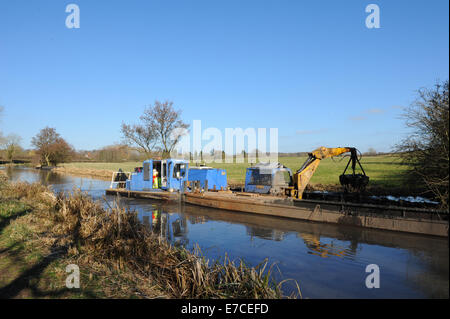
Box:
(0, 174, 293, 299)
(58, 155, 411, 194)
(53, 166, 115, 181)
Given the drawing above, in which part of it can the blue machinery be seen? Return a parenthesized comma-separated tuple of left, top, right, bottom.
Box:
(126, 159, 189, 192)
(119, 158, 290, 195)
(244, 162, 292, 195)
(123, 159, 228, 192)
(188, 166, 227, 191)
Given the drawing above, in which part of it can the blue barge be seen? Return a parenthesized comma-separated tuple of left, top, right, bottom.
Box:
(110, 159, 228, 193)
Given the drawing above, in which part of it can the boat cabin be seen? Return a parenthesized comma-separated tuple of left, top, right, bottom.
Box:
(126, 159, 189, 192)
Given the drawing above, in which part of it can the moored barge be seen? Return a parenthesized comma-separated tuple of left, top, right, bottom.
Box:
(106, 158, 449, 237)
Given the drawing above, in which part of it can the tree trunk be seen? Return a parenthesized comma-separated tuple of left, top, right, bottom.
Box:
(44, 154, 51, 167)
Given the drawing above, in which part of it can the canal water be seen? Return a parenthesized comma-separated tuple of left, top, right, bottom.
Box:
(2, 166, 448, 299)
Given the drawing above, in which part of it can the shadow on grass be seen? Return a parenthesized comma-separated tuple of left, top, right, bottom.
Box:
(0, 242, 22, 255)
(0, 207, 32, 235)
(0, 206, 99, 299)
(0, 238, 100, 299)
(365, 161, 409, 166)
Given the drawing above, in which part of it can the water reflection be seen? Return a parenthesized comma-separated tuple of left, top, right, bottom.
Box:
(2, 166, 111, 199)
(138, 208, 190, 247)
(2, 167, 449, 299)
(247, 227, 284, 241)
(3, 165, 56, 185)
(125, 200, 449, 298)
(300, 233, 355, 259)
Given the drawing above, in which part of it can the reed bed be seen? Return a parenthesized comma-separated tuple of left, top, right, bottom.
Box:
(0, 179, 296, 299)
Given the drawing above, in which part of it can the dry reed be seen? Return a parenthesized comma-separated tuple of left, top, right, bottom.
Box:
(1, 179, 297, 299)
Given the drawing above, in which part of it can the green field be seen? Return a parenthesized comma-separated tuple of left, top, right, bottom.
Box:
(62, 155, 409, 191)
(206, 155, 408, 189)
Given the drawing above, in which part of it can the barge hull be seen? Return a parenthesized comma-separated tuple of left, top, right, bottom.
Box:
(183, 193, 448, 237)
(105, 188, 448, 237)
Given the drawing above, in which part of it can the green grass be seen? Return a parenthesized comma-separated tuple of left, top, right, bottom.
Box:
(202, 155, 408, 189)
(62, 155, 409, 190)
(285, 155, 407, 188)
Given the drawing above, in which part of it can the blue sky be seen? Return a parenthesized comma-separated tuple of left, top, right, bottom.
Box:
(0, 0, 448, 153)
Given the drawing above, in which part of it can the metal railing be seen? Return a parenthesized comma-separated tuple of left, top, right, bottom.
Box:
(109, 171, 132, 189)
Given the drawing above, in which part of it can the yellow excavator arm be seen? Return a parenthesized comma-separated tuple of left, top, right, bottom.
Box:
(293, 146, 366, 199)
(309, 147, 353, 160)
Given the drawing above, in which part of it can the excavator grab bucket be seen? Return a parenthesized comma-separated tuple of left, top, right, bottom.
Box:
(339, 148, 369, 192)
(339, 173, 369, 192)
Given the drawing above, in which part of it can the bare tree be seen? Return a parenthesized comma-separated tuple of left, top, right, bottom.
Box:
(141, 101, 189, 157)
(31, 127, 74, 166)
(396, 80, 449, 208)
(121, 100, 189, 158)
(1, 134, 22, 163)
(121, 123, 157, 156)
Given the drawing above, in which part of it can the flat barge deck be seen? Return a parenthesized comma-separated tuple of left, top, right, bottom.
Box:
(105, 188, 449, 237)
(106, 188, 180, 201)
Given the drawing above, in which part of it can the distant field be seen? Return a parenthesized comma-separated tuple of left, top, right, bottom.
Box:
(203, 155, 408, 189)
(60, 162, 142, 173)
(62, 155, 408, 190)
